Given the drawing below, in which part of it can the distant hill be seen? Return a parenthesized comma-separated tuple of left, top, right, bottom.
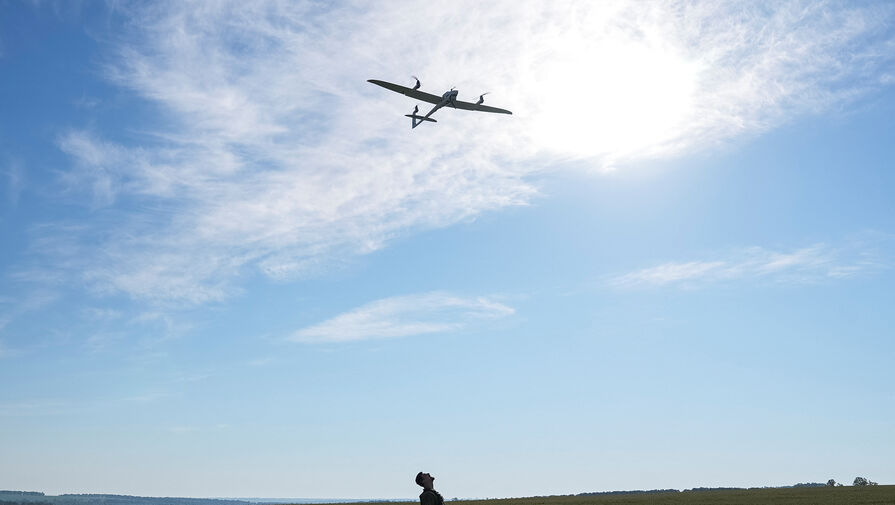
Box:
(576, 489, 679, 496)
(0, 493, 410, 505)
(0, 492, 249, 505)
(575, 482, 827, 496)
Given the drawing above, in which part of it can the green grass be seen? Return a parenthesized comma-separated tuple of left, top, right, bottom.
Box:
(345, 486, 895, 505)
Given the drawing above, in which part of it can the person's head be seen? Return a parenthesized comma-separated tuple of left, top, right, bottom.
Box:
(415, 472, 434, 489)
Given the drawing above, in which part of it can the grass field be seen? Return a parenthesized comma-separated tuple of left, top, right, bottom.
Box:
(351, 486, 895, 505)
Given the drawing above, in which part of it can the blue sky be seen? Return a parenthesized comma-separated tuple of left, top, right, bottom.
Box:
(1, 0, 894, 499)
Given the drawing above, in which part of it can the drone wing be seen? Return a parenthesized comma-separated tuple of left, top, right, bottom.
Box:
(451, 99, 512, 115)
(368, 79, 442, 105)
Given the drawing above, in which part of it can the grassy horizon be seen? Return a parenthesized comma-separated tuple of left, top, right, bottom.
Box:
(341, 485, 895, 505)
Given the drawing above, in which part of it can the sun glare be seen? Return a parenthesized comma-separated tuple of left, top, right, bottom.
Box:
(527, 28, 699, 167)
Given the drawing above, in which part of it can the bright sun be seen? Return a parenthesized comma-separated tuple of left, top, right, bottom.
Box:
(524, 20, 700, 168)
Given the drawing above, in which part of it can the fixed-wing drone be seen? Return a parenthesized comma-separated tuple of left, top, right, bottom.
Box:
(368, 77, 512, 129)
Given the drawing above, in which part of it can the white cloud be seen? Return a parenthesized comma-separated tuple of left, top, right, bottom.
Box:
(0, 290, 59, 334)
(57, 131, 129, 207)
(43, 0, 895, 303)
(610, 242, 884, 288)
(613, 260, 728, 287)
(2, 159, 24, 207)
(0, 398, 72, 417)
(247, 356, 275, 367)
(291, 292, 514, 343)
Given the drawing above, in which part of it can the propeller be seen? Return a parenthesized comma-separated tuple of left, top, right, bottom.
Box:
(411, 76, 421, 90)
(476, 92, 490, 105)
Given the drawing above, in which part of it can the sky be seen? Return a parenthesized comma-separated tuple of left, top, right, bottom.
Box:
(1, 0, 894, 499)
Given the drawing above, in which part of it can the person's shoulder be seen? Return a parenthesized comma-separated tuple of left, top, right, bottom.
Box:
(422, 490, 443, 500)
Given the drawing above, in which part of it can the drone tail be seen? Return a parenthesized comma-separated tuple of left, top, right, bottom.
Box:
(405, 114, 437, 128)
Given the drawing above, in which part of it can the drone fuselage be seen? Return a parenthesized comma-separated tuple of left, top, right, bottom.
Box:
(441, 89, 459, 106)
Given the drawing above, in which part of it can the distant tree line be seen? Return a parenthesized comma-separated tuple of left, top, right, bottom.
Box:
(575, 478, 885, 497)
(685, 487, 744, 492)
(577, 489, 679, 496)
(824, 477, 878, 487)
(0, 493, 250, 505)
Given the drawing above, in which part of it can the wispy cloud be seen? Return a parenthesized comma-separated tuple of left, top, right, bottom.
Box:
(57, 130, 131, 207)
(247, 356, 276, 367)
(124, 391, 171, 404)
(0, 290, 59, 334)
(36, 1, 895, 304)
(0, 398, 76, 417)
(610, 242, 885, 288)
(291, 292, 514, 343)
(2, 159, 24, 207)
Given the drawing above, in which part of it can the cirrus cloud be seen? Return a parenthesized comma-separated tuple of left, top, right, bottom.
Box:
(40, 0, 895, 304)
(291, 292, 514, 343)
(609, 241, 886, 289)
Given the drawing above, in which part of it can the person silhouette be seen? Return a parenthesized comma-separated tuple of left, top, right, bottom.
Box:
(415, 472, 444, 505)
